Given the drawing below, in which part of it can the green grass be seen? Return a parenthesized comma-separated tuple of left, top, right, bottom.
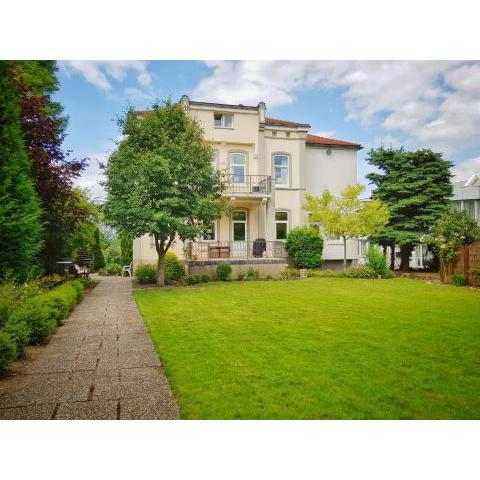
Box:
(133, 278, 480, 419)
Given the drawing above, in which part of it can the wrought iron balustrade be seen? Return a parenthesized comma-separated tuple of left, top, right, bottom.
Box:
(222, 174, 272, 194)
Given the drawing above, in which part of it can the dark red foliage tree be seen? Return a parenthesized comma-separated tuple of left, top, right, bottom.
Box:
(13, 61, 89, 272)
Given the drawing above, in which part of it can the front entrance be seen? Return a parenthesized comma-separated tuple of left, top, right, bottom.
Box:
(231, 210, 248, 257)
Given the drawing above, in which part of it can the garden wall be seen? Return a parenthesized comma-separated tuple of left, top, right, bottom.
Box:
(187, 259, 288, 279)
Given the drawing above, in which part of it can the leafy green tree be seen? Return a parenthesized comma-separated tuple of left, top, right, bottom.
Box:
(63, 189, 100, 260)
(367, 148, 453, 271)
(93, 227, 105, 270)
(304, 184, 389, 271)
(104, 101, 227, 286)
(0, 62, 43, 279)
(423, 209, 480, 281)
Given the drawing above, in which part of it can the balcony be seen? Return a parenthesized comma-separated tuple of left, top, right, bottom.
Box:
(223, 174, 272, 195)
(186, 240, 287, 261)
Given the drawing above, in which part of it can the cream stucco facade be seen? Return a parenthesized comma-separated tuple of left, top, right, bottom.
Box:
(133, 96, 362, 270)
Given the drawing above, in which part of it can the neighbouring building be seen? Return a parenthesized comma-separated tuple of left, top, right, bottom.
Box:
(452, 174, 480, 225)
(133, 96, 362, 277)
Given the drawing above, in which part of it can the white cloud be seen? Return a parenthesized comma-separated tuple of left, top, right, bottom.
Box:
(313, 130, 336, 138)
(60, 60, 152, 90)
(74, 152, 109, 201)
(193, 60, 480, 152)
(452, 156, 480, 181)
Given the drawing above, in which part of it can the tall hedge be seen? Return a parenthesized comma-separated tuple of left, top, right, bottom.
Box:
(285, 227, 324, 269)
(93, 227, 106, 270)
(0, 61, 43, 279)
(119, 229, 133, 265)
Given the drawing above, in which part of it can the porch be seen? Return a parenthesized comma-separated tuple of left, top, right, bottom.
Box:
(185, 240, 287, 260)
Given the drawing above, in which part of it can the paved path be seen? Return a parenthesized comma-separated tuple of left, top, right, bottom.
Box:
(0, 276, 179, 419)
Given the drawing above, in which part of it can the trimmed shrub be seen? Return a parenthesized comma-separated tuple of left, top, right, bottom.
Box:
(39, 282, 79, 325)
(186, 276, 200, 285)
(451, 274, 465, 287)
(346, 266, 377, 279)
(382, 269, 396, 279)
(164, 252, 185, 284)
(237, 271, 247, 281)
(99, 263, 123, 276)
(3, 319, 30, 357)
(0, 280, 86, 363)
(366, 246, 388, 276)
(0, 331, 16, 371)
(0, 280, 18, 328)
(246, 268, 258, 281)
(265, 274, 273, 281)
(285, 227, 324, 269)
(10, 301, 57, 344)
(216, 262, 232, 281)
(79, 277, 92, 289)
(135, 264, 157, 284)
(199, 274, 211, 283)
(38, 274, 65, 290)
(106, 263, 122, 275)
(281, 267, 300, 279)
(308, 269, 346, 278)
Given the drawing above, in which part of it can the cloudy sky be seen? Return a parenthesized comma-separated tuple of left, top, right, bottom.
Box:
(56, 60, 480, 200)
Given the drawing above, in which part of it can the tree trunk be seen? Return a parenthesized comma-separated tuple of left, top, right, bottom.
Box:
(342, 237, 348, 272)
(157, 253, 166, 286)
(390, 243, 395, 270)
(400, 244, 411, 272)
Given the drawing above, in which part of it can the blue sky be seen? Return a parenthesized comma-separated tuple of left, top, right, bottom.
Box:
(55, 60, 480, 200)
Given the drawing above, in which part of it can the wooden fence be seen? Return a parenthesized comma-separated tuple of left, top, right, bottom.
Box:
(450, 242, 480, 286)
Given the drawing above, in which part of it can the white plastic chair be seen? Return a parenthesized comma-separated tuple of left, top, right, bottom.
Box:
(122, 262, 133, 277)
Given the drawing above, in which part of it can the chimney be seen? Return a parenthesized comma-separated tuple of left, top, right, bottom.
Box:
(180, 95, 190, 110)
(258, 101, 266, 123)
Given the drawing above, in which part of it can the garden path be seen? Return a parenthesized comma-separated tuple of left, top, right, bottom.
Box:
(0, 276, 179, 419)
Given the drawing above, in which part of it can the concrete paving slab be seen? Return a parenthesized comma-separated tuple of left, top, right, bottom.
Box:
(0, 276, 179, 420)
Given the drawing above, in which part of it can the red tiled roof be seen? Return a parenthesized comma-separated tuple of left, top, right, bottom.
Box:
(265, 117, 309, 127)
(306, 133, 362, 149)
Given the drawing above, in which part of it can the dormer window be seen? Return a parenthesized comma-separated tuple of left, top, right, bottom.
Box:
(214, 113, 233, 128)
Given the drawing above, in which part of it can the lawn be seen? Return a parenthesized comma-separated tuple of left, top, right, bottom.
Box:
(133, 278, 480, 419)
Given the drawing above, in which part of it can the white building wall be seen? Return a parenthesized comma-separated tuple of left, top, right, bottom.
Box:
(304, 147, 357, 196)
(303, 146, 359, 262)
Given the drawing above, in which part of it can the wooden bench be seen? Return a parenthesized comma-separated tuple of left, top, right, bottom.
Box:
(208, 245, 231, 259)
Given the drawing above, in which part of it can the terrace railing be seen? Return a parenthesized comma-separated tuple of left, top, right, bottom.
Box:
(223, 174, 272, 195)
(187, 240, 287, 260)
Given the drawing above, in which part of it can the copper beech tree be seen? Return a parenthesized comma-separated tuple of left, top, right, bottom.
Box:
(104, 101, 227, 286)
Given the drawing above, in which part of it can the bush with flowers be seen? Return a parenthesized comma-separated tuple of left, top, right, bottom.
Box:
(421, 209, 480, 281)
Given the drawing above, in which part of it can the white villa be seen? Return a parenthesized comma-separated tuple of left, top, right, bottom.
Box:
(133, 96, 362, 276)
(452, 174, 480, 225)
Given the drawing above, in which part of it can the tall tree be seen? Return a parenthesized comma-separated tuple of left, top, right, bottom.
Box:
(304, 184, 389, 271)
(12, 61, 87, 272)
(366, 148, 453, 271)
(0, 62, 43, 279)
(104, 101, 227, 286)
